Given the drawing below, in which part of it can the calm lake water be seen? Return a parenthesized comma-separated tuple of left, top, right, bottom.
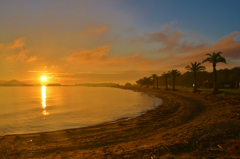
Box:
(0, 86, 162, 135)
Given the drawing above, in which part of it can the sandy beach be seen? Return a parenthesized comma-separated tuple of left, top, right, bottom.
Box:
(1, 87, 240, 158)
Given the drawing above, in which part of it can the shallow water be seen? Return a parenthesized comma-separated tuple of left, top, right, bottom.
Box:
(0, 86, 162, 135)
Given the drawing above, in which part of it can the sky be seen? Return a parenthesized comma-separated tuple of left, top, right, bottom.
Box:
(0, 0, 240, 84)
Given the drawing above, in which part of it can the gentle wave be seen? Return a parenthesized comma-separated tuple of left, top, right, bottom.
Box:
(0, 87, 162, 135)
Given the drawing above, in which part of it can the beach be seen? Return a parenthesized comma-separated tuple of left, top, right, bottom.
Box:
(1, 87, 240, 158)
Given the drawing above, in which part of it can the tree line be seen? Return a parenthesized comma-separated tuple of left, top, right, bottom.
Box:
(136, 52, 240, 93)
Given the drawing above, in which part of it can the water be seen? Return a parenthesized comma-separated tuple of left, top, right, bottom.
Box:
(0, 86, 162, 135)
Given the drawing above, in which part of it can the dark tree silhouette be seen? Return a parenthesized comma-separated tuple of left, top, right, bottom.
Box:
(151, 74, 157, 88)
(185, 62, 206, 93)
(161, 72, 171, 90)
(202, 52, 226, 93)
(229, 67, 240, 89)
(169, 69, 181, 91)
(136, 77, 152, 88)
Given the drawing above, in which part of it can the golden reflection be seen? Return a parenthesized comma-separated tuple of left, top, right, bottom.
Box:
(41, 86, 49, 116)
(42, 86, 46, 109)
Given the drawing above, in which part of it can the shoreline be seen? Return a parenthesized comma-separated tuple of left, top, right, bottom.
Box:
(1, 87, 240, 158)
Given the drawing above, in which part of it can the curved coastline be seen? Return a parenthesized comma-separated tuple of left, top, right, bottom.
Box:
(1, 87, 240, 158)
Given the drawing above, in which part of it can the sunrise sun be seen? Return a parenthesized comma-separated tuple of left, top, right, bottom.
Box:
(41, 76, 47, 81)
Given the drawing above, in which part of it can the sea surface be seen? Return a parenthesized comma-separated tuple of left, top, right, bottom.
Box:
(0, 86, 162, 135)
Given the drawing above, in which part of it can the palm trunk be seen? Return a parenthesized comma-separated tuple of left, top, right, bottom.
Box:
(193, 71, 197, 92)
(213, 63, 218, 93)
(156, 77, 158, 89)
(165, 77, 168, 90)
(153, 77, 155, 89)
(172, 76, 175, 91)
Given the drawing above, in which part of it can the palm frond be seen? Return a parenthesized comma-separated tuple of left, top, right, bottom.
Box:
(206, 53, 213, 57)
(216, 52, 222, 56)
(185, 65, 190, 69)
(197, 66, 206, 71)
(202, 57, 212, 63)
(196, 62, 201, 67)
(217, 56, 226, 63)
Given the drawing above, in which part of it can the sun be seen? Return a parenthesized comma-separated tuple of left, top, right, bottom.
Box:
(41, 76, 47, 81)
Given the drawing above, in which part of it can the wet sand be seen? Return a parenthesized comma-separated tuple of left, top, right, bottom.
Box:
(1, 87, 240, 158)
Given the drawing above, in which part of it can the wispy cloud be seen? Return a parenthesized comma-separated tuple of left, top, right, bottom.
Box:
(0, 38, 39, 63)
(0, 37, 26, 50)
(87, 25, 110, 35)
(131, 27, 209, 55)
(66, 44, 156, 69)
(26, 56, 38, 63)
(67, 45, 110, 63)
(4, 49, 29, 62)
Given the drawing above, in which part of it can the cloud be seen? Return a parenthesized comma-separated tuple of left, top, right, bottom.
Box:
(87, 25, 110, 35)
(8, 37, 26, 49)
(0, 38, 40, 63)
(26, 56, 38, 63)
(5, 55, 17, 62)
(17, 49, 28, 61)
(160, 32, 240, 71)
(127, 25, 240, 73)
(66, 44, 158, 70)
(212, 32, 240, 58)
(67, 45, 110, 62)
(131, 27, 209, 56)
(170, 19, 179, 25)
(4, 49, 29, 62)
(66, 31, 240, 72)
(0, 37, 26, 50)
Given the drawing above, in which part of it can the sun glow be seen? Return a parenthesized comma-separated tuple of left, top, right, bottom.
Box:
(41, 76, 47, 81)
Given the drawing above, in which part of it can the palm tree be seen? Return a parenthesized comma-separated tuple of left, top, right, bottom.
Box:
(161, 72, 171, 90)
(185, 62, 206, 93)
(202, 52, 226, 93)
(146, 77, 153, 88)
(151, 74, 157, 88)
(169, 69, 181, 91)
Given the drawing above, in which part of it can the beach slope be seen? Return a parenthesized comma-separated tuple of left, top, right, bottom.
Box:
(1, 88, 240, 158)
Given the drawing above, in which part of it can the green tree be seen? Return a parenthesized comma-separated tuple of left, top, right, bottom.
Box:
(169, 69, 181, 91)
(202, 52, 226, 93)
(161, 72, 171, 90)
(185, 62, 206, 93)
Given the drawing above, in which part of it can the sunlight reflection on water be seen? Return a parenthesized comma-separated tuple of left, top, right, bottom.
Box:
(41, 86, 49, 116)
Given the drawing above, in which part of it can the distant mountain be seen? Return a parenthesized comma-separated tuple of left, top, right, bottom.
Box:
(2, 80, 27, 86)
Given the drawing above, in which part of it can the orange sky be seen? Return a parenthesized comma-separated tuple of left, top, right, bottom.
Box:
(0, 1, 240, 85)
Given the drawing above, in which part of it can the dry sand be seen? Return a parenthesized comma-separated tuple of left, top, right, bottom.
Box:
(1, 87, 240, 158)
